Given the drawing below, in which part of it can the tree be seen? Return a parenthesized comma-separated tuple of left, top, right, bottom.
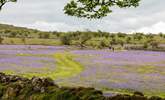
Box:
(126, 36, 132, 44)
(1, 0, 141, 19)
(0, 0, 17, 10)
(117, 32, 126, 38)
(118, 39, 125, 47)
(159, 32, 163, 37)
(110, 38, 117, 45)
(39, 32, 50, 39)
(10, 32, 17, 37)
(60, 34, 71, 45)
(143, 42, 148, 49)
(99, 39, 108, 49)
(64, 0, 141, 19)
(78, 33, 91, 48)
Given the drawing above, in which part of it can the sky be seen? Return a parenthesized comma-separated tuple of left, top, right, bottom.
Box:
(0, 0, 165, 33)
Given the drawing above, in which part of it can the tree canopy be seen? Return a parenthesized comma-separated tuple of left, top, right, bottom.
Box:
(0, 0, 141, 19)
(64, 0, 141, 19)
(0, 0, 16, 10)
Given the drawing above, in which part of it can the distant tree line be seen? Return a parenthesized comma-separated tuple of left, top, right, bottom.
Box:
(0, 24, 165, 50)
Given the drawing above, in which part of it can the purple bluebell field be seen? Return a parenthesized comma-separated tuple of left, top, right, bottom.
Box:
(0, 45, 65, 73)
(0, 45, 165, 96)
(66, 50, 165, 96)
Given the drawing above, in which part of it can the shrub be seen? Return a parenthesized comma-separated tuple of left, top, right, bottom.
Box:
(60, 34, 71, 45)
(143, 42, 149, 49)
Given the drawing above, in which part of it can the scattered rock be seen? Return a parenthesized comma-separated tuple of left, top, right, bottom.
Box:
(134, 91, 144, 96)
(131, 95, 148, 100)
(41, 78, 55, 87)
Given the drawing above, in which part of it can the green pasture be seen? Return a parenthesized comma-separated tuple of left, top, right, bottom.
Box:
(2, 37, 61, 46)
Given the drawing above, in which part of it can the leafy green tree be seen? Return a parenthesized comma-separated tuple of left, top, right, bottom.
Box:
(39, 32, 50, 39)
(159, 32, 164, 37)
(99, 40, 108, 49)
(10, 32, 17, 37)
(143, 42, 148, 49)
(64, 0, 141, 19)
(110, 38, 117, 45)
(133, 33, 143, 40)
(60, 34, 71, 45)
(78, 33, 91, 48)
(146, 34, 154, 39)
(117, 32, 126, 38)
(0, 0, 17, 10)
(126, 36, 132, 43)
(118, 39, 125, 47)
(1, 0, 141, 19)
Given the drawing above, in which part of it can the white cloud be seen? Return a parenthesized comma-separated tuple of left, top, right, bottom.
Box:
(137, 22, 165, 34)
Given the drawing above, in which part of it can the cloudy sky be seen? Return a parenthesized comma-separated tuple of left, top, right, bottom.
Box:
(0, 0, 165, 33)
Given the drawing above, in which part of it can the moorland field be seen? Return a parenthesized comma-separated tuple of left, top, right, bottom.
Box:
(0, 24, 165, 98)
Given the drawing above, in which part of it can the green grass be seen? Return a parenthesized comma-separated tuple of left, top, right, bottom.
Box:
(102, 87, 134, 95)
(52, 52, 83, 78)
(16, 53, 52, 57)
(137, 66, 158, 74)
(4, 52, 84, 79)
(3, 37, 61, 46)
(3, 70, 16, 75)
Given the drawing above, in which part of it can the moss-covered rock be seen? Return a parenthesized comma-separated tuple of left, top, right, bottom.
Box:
(0, 72, 164, 100)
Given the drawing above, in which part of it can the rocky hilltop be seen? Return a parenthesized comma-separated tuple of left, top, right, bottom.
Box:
(0, 73, 164, 100)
